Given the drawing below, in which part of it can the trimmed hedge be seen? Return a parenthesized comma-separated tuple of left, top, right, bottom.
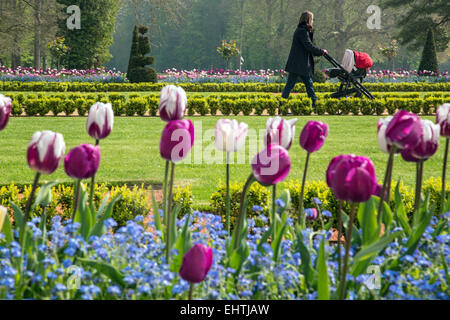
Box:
(4, 91, 448, 116)
(1, 81, 449, 93)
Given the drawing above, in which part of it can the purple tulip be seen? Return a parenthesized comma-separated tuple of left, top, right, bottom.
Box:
(86, 102, 114, 140)
(27, 131, 66, 175)
(179, 244, 213, 283)
(160, 119, 194, 163)
(401, 120, 440, 161)
(326, 154, 347, 188)
(64, 144, 100, 179)
(252, 144, 291, 186)
(0, 94, 12, 131)
(264, 117, 298, 150)
(159, 85, 187, 122)
(385, 110, 423, 150)
(327, 154, 378, 203)
(299, 121, 329, 153)
(436, 103, 450, 137)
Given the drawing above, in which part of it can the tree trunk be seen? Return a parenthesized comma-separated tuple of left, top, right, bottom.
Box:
(34, 0, 42, 70)
(265, 0, 274, 68)
(238, 0, 245, 71)
(334, 0, 346, 61)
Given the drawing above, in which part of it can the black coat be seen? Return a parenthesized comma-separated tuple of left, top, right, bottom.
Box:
(285, 22, 324, 77)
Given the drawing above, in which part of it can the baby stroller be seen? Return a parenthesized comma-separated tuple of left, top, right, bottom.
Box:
(324, 50, 374, 99)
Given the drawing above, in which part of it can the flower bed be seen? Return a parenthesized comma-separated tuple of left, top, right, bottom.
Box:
(0, 89, 449, 300)
(0, 66, 127, 83)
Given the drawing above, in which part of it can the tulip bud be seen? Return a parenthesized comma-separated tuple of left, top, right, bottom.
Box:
(252, 144, 291, 186)
(436, 103, 450, 137)
(299, 121, 329, 153)
(0, 206, 7, 232)
(327, 154, 377, 203)
(64, 144, 100, 179)
(160, 119, 194, 163)
(214, 119, 248, 152)
(159, 85, 187, 122)
(86, 102, 114, 140)
(385, 110, 423, 150)
(264, 117, 298, 150)
(0, 94, 12, 131)
(305, 208, 318, 221)
(27, 131, 66, 175)
(179, 244, 213, 283)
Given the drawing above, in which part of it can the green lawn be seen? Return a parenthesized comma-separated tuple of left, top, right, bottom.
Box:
(1, 115, 444, 205)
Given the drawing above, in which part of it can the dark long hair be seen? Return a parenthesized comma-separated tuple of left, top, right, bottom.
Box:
(299, 11, 314, 30)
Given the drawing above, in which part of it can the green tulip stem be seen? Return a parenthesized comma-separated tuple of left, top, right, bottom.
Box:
(299, 152, 311, 228)
(19, 172, 41, 245)
(225, 152, 231, 235)
(71, 179, 82, 221)
(163, 160, 170, 226)
(338, 202, 356, 300)
(234, 173, 256, 250)
(337, 200, 343, 280)
(89, 139, 100, 207)
(415, 160, 424, 215)
(166, 162, 176, 262)
(377, 146, 396, 225)
(272, 184, 277, 222)
(188, 283, 194, 300)
(441, 138, 449, 214)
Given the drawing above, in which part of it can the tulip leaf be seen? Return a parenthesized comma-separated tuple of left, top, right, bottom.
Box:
(77, 258, 125, 287)
(9, 201, 23, 228)
(257, 222, 274, 253)
(352, 231, 401, 263)
(393, 184, 411, 236)
(341, 210, 361, 247)
(317, 237, 330, 300)
(404, 205, 434, 256)
(358, 197, 378, 246)
(1, 209, 14, 243)
(151, 190, 162, 232)
(272, 217, 288, 263)
(90, 195, 121, 238)
(294, 226, 316, 290)
(170, 213, 192, 273)
(230, 240, 249, 276)
(168, 204, 181, 251)
(34, 181, 58, 208)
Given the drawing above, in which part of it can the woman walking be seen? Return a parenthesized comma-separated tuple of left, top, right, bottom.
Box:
(282, 11, 327, 112)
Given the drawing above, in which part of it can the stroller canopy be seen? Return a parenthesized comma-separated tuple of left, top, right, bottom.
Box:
(341, 50, 373, 71)
(354, 51, 373, 70)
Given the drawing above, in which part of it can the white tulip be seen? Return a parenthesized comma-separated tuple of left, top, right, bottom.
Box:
(215, 119, 248, 152)
(264, 116, 298, 150)
(86, 102, 114, 140)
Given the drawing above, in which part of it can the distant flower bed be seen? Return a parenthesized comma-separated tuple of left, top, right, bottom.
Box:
(158, 68, 286, 84)
(327, 69, 449, 83)
(159, 68, 449, 84)
(0, 66, 128, 83)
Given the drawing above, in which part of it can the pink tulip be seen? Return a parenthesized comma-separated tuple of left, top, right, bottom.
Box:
(252, 144, 291, 186)
(160, 120, 194, 163)
(385, 110, 423, 150)
(86, 102, 114, 140)
(179, 244, 213, 283)
(0, 94, 12, 131)
(436, 104, 450, 138)
(27, 131, 66, 175)
(299, 121, 329, 153)
(159, 85, 187, 122)
(264, 116, 298, 150)
(64, 144, 100, 179)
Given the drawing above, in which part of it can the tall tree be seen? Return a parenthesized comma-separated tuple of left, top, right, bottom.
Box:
(57, 0, 120, 69)
(382, 0, 449, 52)
(418, 28, 439, 73)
